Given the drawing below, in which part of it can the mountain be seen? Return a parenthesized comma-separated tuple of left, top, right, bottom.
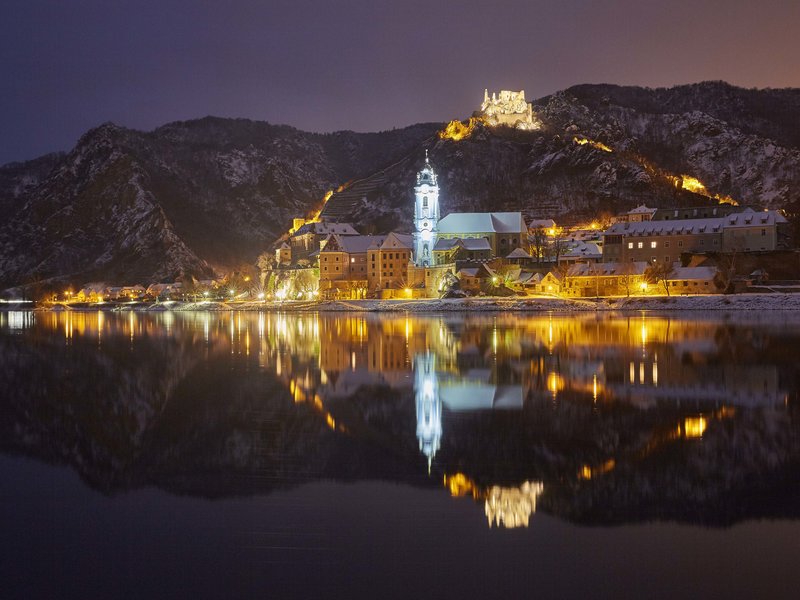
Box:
(0, 119, 440, 290)
(321, 81, 800, 232)
(1, 81, 799, 290)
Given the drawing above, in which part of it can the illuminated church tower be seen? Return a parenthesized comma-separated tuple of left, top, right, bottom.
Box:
(414, 351, 442, 471)
(412, 151, 440, 267)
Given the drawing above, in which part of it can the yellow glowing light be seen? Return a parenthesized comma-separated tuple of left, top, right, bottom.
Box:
(547, 372, 564, 395)
(679, 175, 707, 194)
(580, 459, 616, 480)
(674, 174, 739, 206)
(573, 137, 613, 153)
(640, 282, 648, 293)
(444, 473, 479, 498)
(547, 228, 556, 236)
(684, 416, 707, 438)
(326, 413, 336, 430)
(438, 117, 484, 141)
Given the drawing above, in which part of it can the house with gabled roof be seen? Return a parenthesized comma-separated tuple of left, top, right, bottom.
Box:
(368, 232, 415, 295)
(290, 221, 360, 263)
(319, 234, 386, 299)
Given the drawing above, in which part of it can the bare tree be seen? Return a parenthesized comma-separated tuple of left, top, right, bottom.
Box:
(529, 228, 547, 263)
(645, 262, 675, 296)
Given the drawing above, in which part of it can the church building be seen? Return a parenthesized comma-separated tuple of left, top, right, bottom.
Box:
(412, 151, 440, 267)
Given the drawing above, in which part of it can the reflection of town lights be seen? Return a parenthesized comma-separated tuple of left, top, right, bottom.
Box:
(257, 292, 265, 300)
(444, 473, 478, 498)
(684, 417, 707, 438)
(547, 372, 563, 395)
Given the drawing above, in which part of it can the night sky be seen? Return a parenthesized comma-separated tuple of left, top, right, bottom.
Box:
(2, 0, 798, 165)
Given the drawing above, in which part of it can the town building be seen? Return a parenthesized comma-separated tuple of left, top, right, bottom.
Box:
(319, 234, 386, 299)
(561, 262, 649, 297)
(368, 232, 414, 295)
(602, 208, 788, 263)
(432, 237, 493, 265)
(290, 221, 360, 263)
(437, 212, 528, 257)
(558, 241, 603, 265)
(651, 204, 758, 221)
(613, 205, 657, 223)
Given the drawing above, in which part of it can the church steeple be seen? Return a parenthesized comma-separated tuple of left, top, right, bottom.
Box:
(413, 151, 440, 267)
(414, 352, 441, 472)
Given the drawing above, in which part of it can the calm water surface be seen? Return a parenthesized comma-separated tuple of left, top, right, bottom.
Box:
(1, 310, 799, 599)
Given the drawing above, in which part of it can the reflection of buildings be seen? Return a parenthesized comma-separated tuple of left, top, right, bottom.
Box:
(444, 473, 545, 529)
(485, 481, 545, 529)
(414, 352, 441, 469)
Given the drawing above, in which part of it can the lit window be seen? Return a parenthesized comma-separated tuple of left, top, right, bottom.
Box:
(650, 241, 657, 248)
(637, 242, 643, 249)
(350, 257, 355, 263)
(628, 242, 633, 249)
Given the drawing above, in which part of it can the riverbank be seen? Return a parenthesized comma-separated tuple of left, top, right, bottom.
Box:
(30, 293, 800, 312)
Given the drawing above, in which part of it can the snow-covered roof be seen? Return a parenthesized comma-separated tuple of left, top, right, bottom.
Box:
(506, 247, 532, 259)
(567, 261, 649, 277)
(460, 237, 492, 251)
(438, 212, 526, 234)
(322, 234, 387, 254)
(433, 237, 491, 252)
(528, 219, 556, 229)
(293, 221, 359, 236)
(457, 263, 495, 279)
(560, 241, 602, 259)
(604, 210, 786, 236)
(671, 266, 717, 280)
(628, 204, 656, 214)
(380, 232, 413, 250)
(433, 238, 460, 251)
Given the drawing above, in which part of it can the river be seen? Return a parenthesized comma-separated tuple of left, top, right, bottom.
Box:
(1, 310, 799, 598)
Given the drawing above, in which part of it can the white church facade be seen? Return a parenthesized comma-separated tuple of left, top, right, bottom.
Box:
(314, 151, 529, 299)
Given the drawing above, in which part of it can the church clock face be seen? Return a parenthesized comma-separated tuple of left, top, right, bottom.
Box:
(422, 220, 429, 230)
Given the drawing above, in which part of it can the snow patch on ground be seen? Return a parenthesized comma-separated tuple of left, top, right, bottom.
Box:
(94, 293, 800, 314)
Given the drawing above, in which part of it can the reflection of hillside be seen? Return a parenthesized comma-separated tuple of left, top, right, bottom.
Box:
(0, 310, 799, 528)
(0, 311, 230, 491)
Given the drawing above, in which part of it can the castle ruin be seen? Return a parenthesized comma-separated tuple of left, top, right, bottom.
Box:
(478, 89, 541, 130)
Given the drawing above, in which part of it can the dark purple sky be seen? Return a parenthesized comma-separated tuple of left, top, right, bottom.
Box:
(2, 0, 798, 165)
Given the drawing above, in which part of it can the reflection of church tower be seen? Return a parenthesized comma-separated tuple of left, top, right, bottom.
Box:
(413, 151, 440, 267)
(414, 351, 442, 470)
